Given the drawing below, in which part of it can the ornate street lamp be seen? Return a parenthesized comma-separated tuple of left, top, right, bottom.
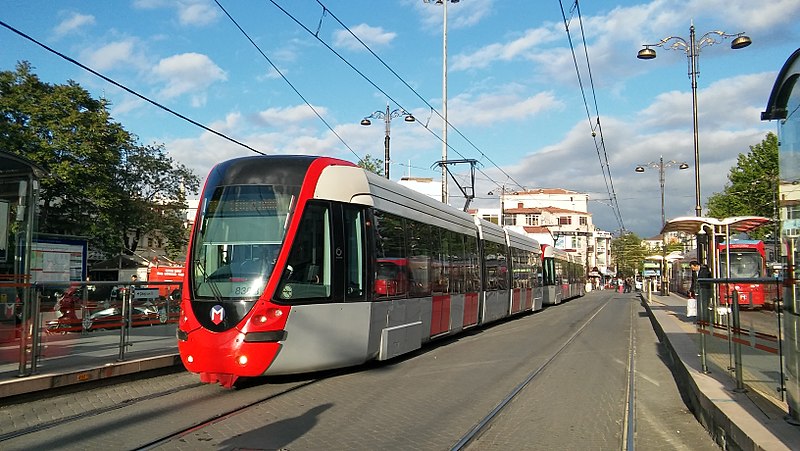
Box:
(361, 104, 415, 179)
(638, 24, 751, 218)
(636, 156, 689, 295)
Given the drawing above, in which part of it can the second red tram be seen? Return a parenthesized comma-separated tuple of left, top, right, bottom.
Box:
(718, 240, 769, 308)
(671, 240, 770, 308)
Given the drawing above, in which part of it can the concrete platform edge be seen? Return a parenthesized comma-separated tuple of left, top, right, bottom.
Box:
(641, 295, 800, 451)
(0, 354, 181, 399)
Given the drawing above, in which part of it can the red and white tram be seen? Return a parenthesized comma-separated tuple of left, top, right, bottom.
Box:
(177, 156, 560, 387)
(541, 244, 585, 305)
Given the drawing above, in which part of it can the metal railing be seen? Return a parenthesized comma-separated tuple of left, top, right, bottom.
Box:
(695, 277, 785, 401)
(0, 280, 181, 381)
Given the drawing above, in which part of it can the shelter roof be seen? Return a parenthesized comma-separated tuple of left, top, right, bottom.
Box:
(660, 216, 771, 235)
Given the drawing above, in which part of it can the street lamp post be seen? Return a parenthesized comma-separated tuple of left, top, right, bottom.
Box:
(424, 0, 460, 204)
(636, 156, 689, 295)
(361, 104, 415, 179)
(487, 185, 511, 226)
(637, 24, 751, 219)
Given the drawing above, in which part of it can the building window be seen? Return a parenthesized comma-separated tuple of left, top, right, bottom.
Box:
(787, 205, 800, 220)
(525, 214, 539, 226)
(579, 216, 587, 226)
(559, 216, 571, 225)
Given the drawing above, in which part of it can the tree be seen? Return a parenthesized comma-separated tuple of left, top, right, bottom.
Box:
(357, 154, 384, 176)
(706, 132, 778, 239)
(0, 61, 200, 259)
(611, 232, 646, 277)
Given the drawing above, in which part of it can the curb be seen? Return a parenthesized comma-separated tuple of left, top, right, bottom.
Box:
(0, 354, 182, 399)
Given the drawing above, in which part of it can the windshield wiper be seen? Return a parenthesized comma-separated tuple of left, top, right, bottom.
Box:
(194, 259, 225, 303)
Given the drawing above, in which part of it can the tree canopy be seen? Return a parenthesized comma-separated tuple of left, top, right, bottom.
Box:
(357, 154, 384, 176)
(610, 232, 646, 277)
(706, 132, 778, 239)
(0, 61, 200, 259)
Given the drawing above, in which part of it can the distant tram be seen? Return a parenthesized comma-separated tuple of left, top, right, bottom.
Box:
(541, 244, 585, 305)
(671, 240, 770, 309)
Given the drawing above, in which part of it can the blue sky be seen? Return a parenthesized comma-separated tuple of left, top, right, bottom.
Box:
(2, 0, 799, 238)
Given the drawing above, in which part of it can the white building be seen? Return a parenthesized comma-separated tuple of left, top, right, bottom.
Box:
(471, 188, 613, 275)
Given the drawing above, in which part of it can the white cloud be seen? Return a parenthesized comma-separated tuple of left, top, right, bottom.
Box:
(416, 0, 495, 31)
(151, 53, 227, 101)
(81, 39, 146, 72)
(256, 105, 326, 126)
(333, 24, 396, 51)
(176, 1, 219, 26)
(133, 0, 218, 26)
(447, 89, 563, 125)
(53, 12, 95, 38)
(451, 27, 559, 71)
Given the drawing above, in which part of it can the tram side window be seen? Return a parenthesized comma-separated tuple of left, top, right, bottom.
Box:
(407, 220, 432, 296)
(448, 231, 466, 294)
(484, 241, 507, 290)
(555, 260, 564, 286)
(343, 206, 365, 300)
(464, 236, 480, 292)
(432, 227, 447, 295)
(373, 210, 409, 299)
(277, 202, 331, 302)
(512, 249, 530, 290)
(531, 252, 541, 289)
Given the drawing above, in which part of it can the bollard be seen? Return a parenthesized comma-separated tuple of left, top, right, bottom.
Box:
(731, 289, 745, 392)
(698, 288, 709, 373)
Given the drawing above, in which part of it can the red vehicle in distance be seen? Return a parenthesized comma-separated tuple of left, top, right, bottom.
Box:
(375, 258, 411, 296)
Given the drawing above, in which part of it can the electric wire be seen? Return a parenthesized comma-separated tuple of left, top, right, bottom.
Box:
(314, 0, 526, 191)
(0, 20, 266, 157)
(558, 0, 626, 232)
(213, 0, 363, 163)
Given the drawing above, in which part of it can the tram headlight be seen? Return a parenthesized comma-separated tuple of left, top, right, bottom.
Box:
(254, 307, 284, 325)
(237, 355, 248, 366)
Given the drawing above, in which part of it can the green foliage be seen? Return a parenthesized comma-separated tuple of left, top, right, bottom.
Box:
(610, 232, 646, 277)
(706, 132, 778, 239)
(357, 154, 384, 176)
(0, 61, 200, 259)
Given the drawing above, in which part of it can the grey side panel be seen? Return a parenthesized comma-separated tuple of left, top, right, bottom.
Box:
(266, 303, 372, 375)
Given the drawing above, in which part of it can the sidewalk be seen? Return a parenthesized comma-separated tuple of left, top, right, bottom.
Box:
(0, 325, 180, 399)
(641, 291, 800, 450)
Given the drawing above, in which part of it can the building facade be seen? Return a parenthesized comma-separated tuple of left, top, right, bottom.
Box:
(473, 188, 613, 276)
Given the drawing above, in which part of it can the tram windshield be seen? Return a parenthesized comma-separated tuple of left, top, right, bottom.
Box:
(192, 184, 298, 299)
(719, 250, 763, 278)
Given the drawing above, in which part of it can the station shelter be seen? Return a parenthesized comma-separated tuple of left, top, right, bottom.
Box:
(0, 150, 44, 373)
(762, 46, 800, 423)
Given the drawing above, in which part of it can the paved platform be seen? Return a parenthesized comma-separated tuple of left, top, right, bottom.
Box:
(641, 290, 800, 450)
(0, 325, 180, 398)
(1, 293, 799, 450)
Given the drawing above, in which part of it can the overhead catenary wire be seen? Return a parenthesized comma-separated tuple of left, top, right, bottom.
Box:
(214, 0, 363, 163)
(558, 0, 626, 232)
(0, 20, 267, 157)
(312, 0, 526, 192)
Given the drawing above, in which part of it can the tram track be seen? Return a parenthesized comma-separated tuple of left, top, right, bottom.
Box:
(452, 297, 614, 450)
(0, 366, 334, 450)
(0, 377, 205, 442)
(136, 378, 323, 450)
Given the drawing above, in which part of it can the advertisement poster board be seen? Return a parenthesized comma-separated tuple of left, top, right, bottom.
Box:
(30, 237, 87, 283)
